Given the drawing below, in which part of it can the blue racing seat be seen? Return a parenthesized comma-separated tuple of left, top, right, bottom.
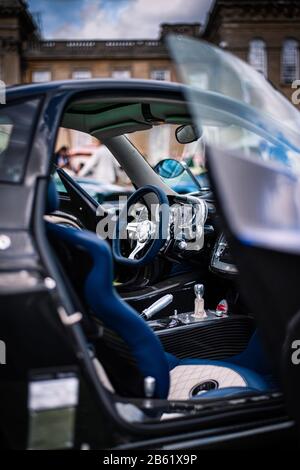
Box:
(46, 180, 275, 400)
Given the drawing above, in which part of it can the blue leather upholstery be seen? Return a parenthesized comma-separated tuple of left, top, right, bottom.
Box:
(46, 179, 275, 399)
(228, 330, 272, 375)
(165, 353, 272, 391)
(47, 222, 170, 398)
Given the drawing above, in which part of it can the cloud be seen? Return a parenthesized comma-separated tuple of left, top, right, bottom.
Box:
(34, 0, 213, 40)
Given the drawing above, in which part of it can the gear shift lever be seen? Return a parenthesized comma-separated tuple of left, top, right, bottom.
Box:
(193, 284, 207, 319)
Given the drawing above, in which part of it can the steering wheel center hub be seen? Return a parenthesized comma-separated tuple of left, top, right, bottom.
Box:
(136, 220, 154, 243)
(113, 185, 170, 266)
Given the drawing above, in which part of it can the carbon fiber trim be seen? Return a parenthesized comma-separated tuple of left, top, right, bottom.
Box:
(158, 316, 255, 360)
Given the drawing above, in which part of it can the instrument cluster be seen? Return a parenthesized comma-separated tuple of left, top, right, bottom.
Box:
(165, 195, 208, 256)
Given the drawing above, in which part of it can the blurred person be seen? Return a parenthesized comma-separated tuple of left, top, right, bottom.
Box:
(54, 145, 70, 168)
(77, 141, 119, 184)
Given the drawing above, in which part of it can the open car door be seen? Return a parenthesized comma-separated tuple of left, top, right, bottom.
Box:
(168, 36, 300, 436)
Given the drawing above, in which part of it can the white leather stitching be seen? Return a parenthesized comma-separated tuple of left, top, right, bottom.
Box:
(168, 365, 247, 400)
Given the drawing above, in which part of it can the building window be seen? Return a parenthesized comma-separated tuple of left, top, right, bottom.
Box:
(282, 39, 299, 84)
(112, 69, 131, 79)
(151, 69, 171, 81)
(248, 39, 267, 77)
(32, 70, 52, 83)
(72, 69, 92, 80)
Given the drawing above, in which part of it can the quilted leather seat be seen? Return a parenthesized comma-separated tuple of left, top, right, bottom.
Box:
(46, 180, 275, 400)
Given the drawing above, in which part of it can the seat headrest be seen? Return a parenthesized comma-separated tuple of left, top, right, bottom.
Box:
(46, 178, 59, 213)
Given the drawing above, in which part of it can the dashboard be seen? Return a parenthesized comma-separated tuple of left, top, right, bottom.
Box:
(164, 194, 208, 256)
(54, 173, 238, 279)
(162, 194, 238, 278)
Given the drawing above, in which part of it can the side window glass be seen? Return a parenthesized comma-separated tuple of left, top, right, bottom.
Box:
(0, 99, 40, 183)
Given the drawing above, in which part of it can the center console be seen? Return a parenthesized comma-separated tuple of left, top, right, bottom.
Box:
(143, 279, 255, 361)
(153, 313, 255, 361)
(148, 308, 228, 332)
(146, 281, 230, 333)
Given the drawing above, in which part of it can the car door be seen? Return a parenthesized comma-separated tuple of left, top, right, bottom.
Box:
(168, 35, 300, 435)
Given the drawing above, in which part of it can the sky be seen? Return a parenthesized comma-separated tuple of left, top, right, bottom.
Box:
(27, 0, 214, 40)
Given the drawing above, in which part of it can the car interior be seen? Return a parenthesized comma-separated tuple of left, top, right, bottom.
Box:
(44, 93, 279, 422)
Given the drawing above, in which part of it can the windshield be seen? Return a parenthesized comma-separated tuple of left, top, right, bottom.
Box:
(127, 124, 209, 193)
(168, 36, 300, 174)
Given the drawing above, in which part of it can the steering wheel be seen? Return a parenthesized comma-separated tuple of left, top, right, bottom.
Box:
(112, 185, 170, 266)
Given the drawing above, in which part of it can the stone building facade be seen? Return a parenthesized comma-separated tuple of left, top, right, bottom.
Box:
(0, 0, 201, 85)
(204, 0, 300, 102)
(0, 0, 38, 84)
(1, 0, 299, 104)
(1, 0, 299, 162)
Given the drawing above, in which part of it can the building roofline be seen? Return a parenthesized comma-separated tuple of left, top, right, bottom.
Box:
(24, 38, 170, 60)
(0, 0, 40, 40)
(203, 0, 300, 38)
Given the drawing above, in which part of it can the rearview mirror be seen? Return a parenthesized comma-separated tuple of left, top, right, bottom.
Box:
(175, 124, 202, 144)
(153, 158, 184, 179)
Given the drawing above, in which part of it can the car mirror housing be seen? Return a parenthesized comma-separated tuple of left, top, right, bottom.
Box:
(175, 124, 202, 144)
